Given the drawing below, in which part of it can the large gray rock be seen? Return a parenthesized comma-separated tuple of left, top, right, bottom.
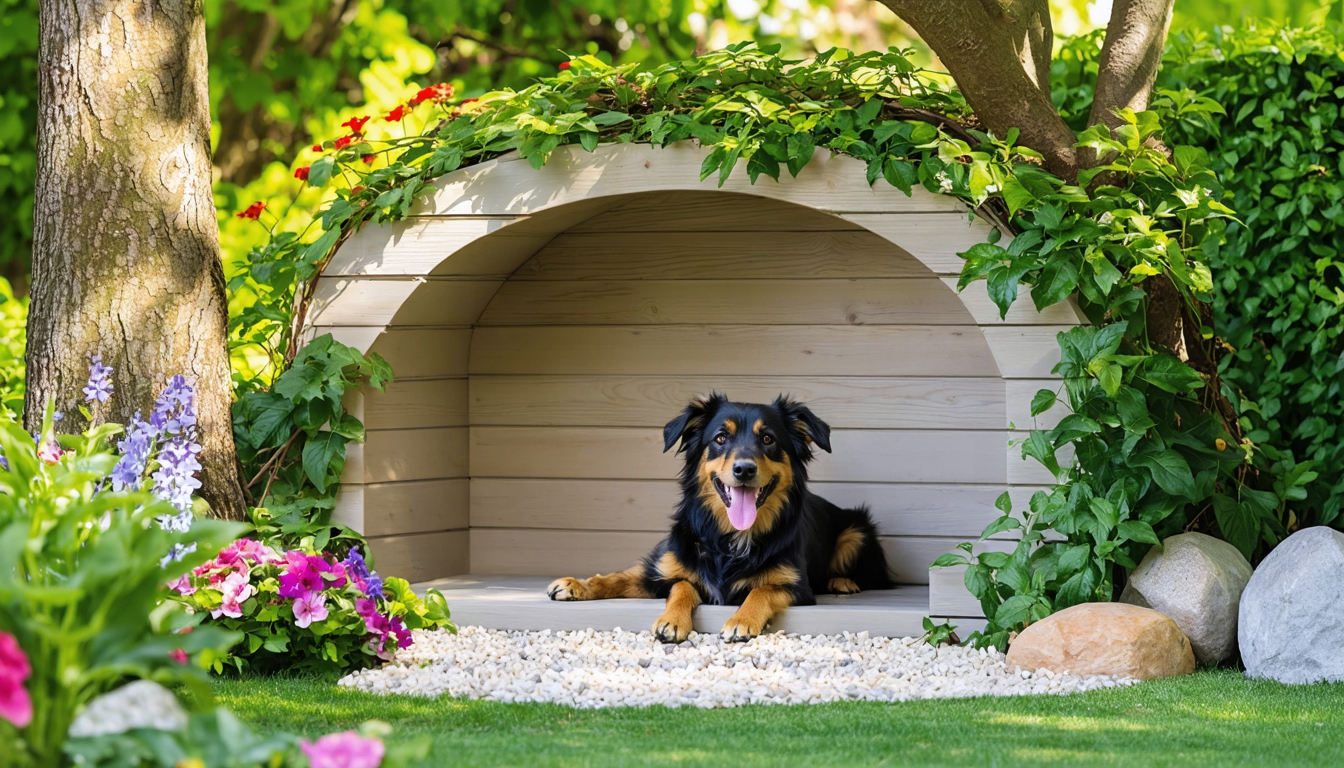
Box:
(1119, 532, 1252, 664)
(1239, 526, 1344, 684)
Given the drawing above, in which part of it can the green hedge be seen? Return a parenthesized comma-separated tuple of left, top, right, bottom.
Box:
(1056, 25, 1344, 529)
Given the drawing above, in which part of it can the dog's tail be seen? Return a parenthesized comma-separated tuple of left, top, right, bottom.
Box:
(831, 506, 895, 590)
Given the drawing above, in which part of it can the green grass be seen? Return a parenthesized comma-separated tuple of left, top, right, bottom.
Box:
(213, 669, 1344, 768)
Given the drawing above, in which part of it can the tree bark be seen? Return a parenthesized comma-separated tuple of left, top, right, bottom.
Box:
(1087, 0, 1175, 133)
(31, 0, 247, 520)
(878, 0, 1081, 180)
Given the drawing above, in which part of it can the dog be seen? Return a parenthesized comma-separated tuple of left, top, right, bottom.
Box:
(546, 393, 893, 642)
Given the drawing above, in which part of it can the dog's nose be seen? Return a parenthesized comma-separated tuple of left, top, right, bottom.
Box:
(732, 461, 757, 481)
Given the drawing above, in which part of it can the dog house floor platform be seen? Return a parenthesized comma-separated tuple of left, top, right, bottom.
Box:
(413, 575, 931, 638)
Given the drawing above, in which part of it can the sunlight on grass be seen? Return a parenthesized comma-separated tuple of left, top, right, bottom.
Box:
(982, 713, 1152, 732)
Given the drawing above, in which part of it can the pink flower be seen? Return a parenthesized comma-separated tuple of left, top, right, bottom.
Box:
(37, 436, 64, 465)
(211, 571, 254, 619)
(169, 648, 189, 665)
(293, 592, 329, 629)
(167, 574, 196, 596)
(300, 731, 385, 768)
(0, 631, 32, 728)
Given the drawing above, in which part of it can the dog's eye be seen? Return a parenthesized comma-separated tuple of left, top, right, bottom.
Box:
(714, 433, 727, 445)
(762, 434, 775, 446)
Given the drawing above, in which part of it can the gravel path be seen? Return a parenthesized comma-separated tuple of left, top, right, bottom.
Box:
(338, 626, 1135, 708)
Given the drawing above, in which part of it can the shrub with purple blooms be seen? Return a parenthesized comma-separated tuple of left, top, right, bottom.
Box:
(168, 538, 452, 676)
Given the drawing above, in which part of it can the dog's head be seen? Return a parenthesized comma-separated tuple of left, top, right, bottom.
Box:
(662, 393, 832, 533)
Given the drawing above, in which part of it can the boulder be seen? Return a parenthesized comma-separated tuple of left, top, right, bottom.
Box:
(1239, 526, 1344, 684)
(68, 680, 188, 738)
(1119, 532, 1253, 664)
(1006, 602, 1195, 679)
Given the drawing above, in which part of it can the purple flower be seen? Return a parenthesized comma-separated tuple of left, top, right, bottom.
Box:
(300, 731, 384, 768)
(363, 573, 384, 600)
(152, 436, 202, 515)
(82, 355, 113, 403)
(0, 631, 32, 729)
(151, 375, 196, 435)
(112, 412, 156, 492)
(344, 548, 371, 580)
(293, 592, 329, 629)
(160, 542, 196, 567)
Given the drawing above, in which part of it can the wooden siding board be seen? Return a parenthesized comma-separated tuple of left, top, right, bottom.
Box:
(469, 426, 1008, 484)
(364, 427, 468, 483)
(363, 479, 470, 537)
(469, 326, 1001, 377)
(479, 278, 979, 326)
(470, 478, 1004, 538)
(512, 231, 935, 281)
(469, 375, 1006, 430)
(367, 329, 472, 379)
(364, 379, 468, 431)
(565, 190, 866, 233)
(368, 530, 468, 583)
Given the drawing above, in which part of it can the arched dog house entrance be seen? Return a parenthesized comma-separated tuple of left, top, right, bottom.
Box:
(305, 142, 1084, 635)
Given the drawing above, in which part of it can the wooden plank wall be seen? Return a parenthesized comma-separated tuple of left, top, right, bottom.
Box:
(331, 189, 1078, 592)
(461, 192, 1022, 585)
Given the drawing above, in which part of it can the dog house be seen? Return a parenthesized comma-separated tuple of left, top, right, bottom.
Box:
(305, 141, 1083, 635)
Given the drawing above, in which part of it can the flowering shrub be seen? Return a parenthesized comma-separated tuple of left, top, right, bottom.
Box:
(169, 538, 452, 677)
(0, 403, 243, 767)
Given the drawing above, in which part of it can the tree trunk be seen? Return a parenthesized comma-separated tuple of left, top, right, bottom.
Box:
(31, 0, 247, 520)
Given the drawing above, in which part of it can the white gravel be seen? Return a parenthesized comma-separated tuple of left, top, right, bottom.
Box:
(338, 626, 1135, 708)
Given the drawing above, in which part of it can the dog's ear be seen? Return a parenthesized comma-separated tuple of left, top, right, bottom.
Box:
(774, 395, 832, 454)
(662, 393, 726, 453)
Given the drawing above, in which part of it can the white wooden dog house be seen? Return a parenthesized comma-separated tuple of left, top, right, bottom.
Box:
(305, 141, 1083, 636)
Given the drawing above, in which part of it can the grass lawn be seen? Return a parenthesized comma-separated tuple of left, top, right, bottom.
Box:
(213, 669, 1344, 768)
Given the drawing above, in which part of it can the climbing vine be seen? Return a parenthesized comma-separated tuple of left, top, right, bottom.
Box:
(232, 41, 1301, 650)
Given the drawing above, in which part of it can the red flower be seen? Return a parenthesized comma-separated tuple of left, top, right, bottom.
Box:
(312, 144, 323, 152)
(294, 166, 311, 181)
(409, 83, 454, 105)
(236, 201, 267, 220)
(385, 104, 410, 122)
(169, 648, 188, 665)
(333, 134, 356, 150)
(341, 115, 370, 134)
(361, 154, 376, 164)
(558, 61, 571, 70)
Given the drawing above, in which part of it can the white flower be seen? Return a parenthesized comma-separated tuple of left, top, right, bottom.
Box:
(984, 184, 999, 195)
(936, 170, 953, 194)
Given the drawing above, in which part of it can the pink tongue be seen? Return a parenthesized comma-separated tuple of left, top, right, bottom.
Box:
(727, 485, 758, 531)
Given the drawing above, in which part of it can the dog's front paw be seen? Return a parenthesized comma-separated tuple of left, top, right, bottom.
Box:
(547, 577, 589, 601)
(721, 614, 766, 643)
(828, 577, 860, 595)
(653, 613, 692, 643)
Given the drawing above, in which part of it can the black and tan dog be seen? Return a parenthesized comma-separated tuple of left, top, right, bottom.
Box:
(546, 394, 892, 642)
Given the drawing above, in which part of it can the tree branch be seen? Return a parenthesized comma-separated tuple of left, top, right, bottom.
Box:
(1086, 0, 1175, 132)
(878, 0, 1081, 180)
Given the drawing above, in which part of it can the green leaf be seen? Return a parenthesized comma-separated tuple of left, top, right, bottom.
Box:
(1031, 259, 1079, 309)
(1212, 494, 1260, 560)
(1118, 520, 1160, 545)
(1096, 362, 1123, 397)
(1030, 389, 1057, 418)
(308, 156, 336, 187)
(1132, 449, 1198, 500)
(301, 431, 348, 494)
(992, 594, 1037, 628)
(1142, 355, 1205, 394)
(981, 515, 1021, 539)
(1052, 413, 1102, 443)
(1055, 564, 1099, 609)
